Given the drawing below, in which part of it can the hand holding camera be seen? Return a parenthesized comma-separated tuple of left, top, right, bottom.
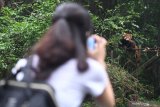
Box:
(87, 35, 108, 66)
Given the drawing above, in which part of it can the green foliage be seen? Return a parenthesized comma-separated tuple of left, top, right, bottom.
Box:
(91, 0, 160, 69)
(108, 64, 152, 106)
(0, 1, 57, 77)
(82, 101, 97, 107)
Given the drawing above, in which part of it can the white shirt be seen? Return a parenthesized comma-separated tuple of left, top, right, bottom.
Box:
(13, 56, 109, 107)
(47, 58, 109, 107)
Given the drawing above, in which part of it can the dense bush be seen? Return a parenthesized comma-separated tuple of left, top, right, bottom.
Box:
(0, 1, 58, 77)
(108, 64, 152, 106)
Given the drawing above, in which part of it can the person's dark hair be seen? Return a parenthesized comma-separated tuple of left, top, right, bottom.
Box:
(33, 3, 92, 80)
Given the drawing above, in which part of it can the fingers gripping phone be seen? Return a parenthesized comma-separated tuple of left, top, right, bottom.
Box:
(87, 37, 96, 51)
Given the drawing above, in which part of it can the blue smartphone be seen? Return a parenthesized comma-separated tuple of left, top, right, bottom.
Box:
(87, 37, 96, 50)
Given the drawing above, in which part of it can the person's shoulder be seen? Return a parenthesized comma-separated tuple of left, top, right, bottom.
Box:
(87, 58, 105, 70)
(60, 58, 106, 73)
(86, 58, 107, 75)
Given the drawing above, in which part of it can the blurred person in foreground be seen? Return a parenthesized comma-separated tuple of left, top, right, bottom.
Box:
(13, 3, 115, 107)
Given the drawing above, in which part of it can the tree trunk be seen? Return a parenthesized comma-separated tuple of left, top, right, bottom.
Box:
(158, 34, 160, 47)
(0, 0, 4, 9)
(153, 59, 160, 98)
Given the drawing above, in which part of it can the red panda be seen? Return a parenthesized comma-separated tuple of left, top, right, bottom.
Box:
(120, 33, 141, 67)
